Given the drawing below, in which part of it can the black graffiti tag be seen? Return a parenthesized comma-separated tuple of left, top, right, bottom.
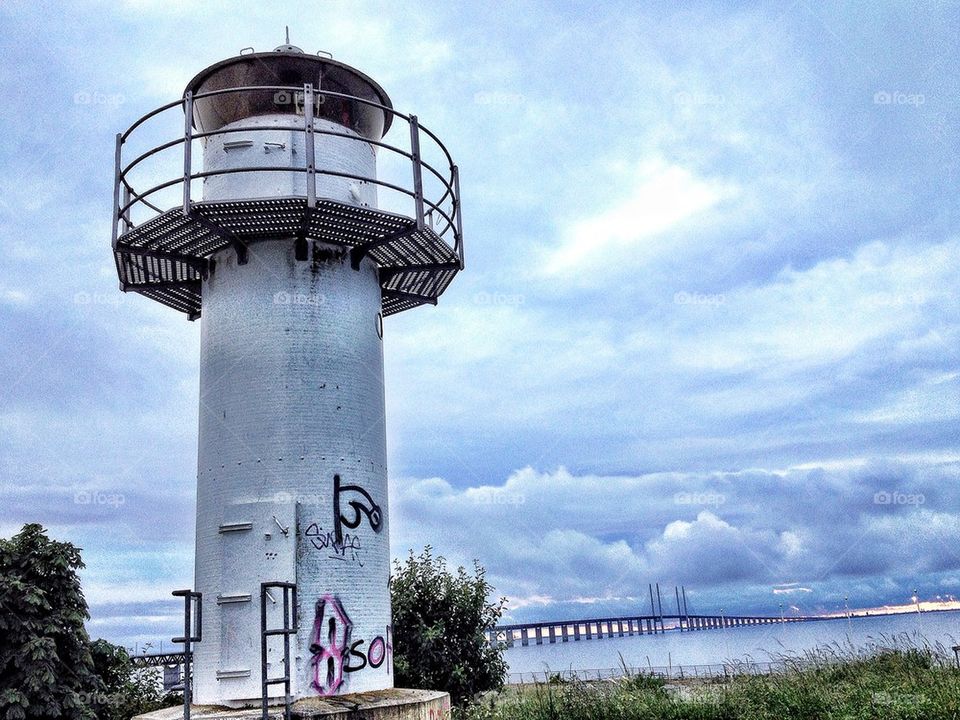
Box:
(304, 522, 364, 566)
(333, 474, 382, 545)
(344, 626, 393, 674)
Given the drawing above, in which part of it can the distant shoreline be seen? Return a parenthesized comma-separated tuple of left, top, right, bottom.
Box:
(816, 604, 960, 621)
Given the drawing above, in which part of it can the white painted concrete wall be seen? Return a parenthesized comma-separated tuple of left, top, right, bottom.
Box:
(202, 114, 377, 208)
(192, 112, 392, 707)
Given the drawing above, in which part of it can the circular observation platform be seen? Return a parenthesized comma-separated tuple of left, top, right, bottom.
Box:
(110, 60, 463, 319)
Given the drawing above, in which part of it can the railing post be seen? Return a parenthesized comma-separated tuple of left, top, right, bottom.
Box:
(260, 582, 297, 720)
(303, 84, 316, 209)
(183, 597, 191, 720)
(282, 587, 293, 720)
(409, 115, 425, 230)
(452, 164, 463, 268)
(122, 185, 131, 232)
(172, 590, 201, 720)
(183, 91, 193, 216)
(260, 585, 269, 718)
(112, 133, 123, 248)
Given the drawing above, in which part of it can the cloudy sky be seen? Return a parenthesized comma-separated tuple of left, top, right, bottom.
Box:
(1, 0, 958, 650)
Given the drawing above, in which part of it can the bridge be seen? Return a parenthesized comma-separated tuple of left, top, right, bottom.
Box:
(129, 651, 189, 668)
(128, 652, 187, 693)
(486, 612, 825, 647)
(485, 583, 827, 647)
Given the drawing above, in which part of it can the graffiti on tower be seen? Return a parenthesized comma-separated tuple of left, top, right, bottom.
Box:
(333, 473, 383, 544)
(309, 594, 393, 696)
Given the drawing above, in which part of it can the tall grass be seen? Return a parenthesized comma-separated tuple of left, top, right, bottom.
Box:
(458, 635, 960, 720)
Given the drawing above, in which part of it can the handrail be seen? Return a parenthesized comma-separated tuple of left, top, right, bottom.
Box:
(120, 178, 164, 215)
(113, 82, 461, 260)
(118, 124, 419, 188)
(415, 122, 456, 178)
(118, 166, 309, 219)
(111, 133, 122, 248)
(171, 589, 202, 720)
(120, 95, 194, 142)
(119, 166, 458, 235)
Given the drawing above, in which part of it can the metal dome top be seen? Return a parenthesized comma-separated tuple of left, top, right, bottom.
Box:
(183, 34, 394, 138)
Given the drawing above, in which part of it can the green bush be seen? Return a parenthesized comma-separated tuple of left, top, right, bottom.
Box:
(0, 524, 176, 720)
(0, 524, 100, 720)
(390, 547, 508, 706)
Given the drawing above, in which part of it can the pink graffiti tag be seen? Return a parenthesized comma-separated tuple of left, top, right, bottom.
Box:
(309, 595, 353, 696)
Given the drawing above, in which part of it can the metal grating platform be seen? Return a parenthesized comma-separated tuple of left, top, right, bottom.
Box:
(113, 197, 461, 318)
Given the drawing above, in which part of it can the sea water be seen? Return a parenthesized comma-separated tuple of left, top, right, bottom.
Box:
(502, 610, 960, 681)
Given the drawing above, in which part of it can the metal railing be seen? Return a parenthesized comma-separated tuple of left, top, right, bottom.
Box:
(260, 582, 297, 720)
(111, 83, 463, 267)
(171, 589, 202, 720)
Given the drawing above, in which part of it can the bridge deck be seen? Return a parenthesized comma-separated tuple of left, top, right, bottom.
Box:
(487, 613, 823, 646)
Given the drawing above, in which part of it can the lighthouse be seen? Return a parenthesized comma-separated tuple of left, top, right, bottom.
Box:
(111, 37, 462, 709)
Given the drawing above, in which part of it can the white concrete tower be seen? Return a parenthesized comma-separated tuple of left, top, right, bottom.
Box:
(111, 38, 463, 709)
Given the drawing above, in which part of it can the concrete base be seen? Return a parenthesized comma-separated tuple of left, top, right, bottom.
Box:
(136, 690, 449, 720)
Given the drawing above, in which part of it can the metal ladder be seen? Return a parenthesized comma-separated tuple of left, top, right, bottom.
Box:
(171, 589, 202, 720)
(260, 582, 298, 720)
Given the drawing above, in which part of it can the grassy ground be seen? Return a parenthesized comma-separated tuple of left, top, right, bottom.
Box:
(459, 637, 960, 720)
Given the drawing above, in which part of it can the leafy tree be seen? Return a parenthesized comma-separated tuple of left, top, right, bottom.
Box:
(390, 547, 507, 706)
(88, 640, 177, 720)
(0, 524, 100, 720)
